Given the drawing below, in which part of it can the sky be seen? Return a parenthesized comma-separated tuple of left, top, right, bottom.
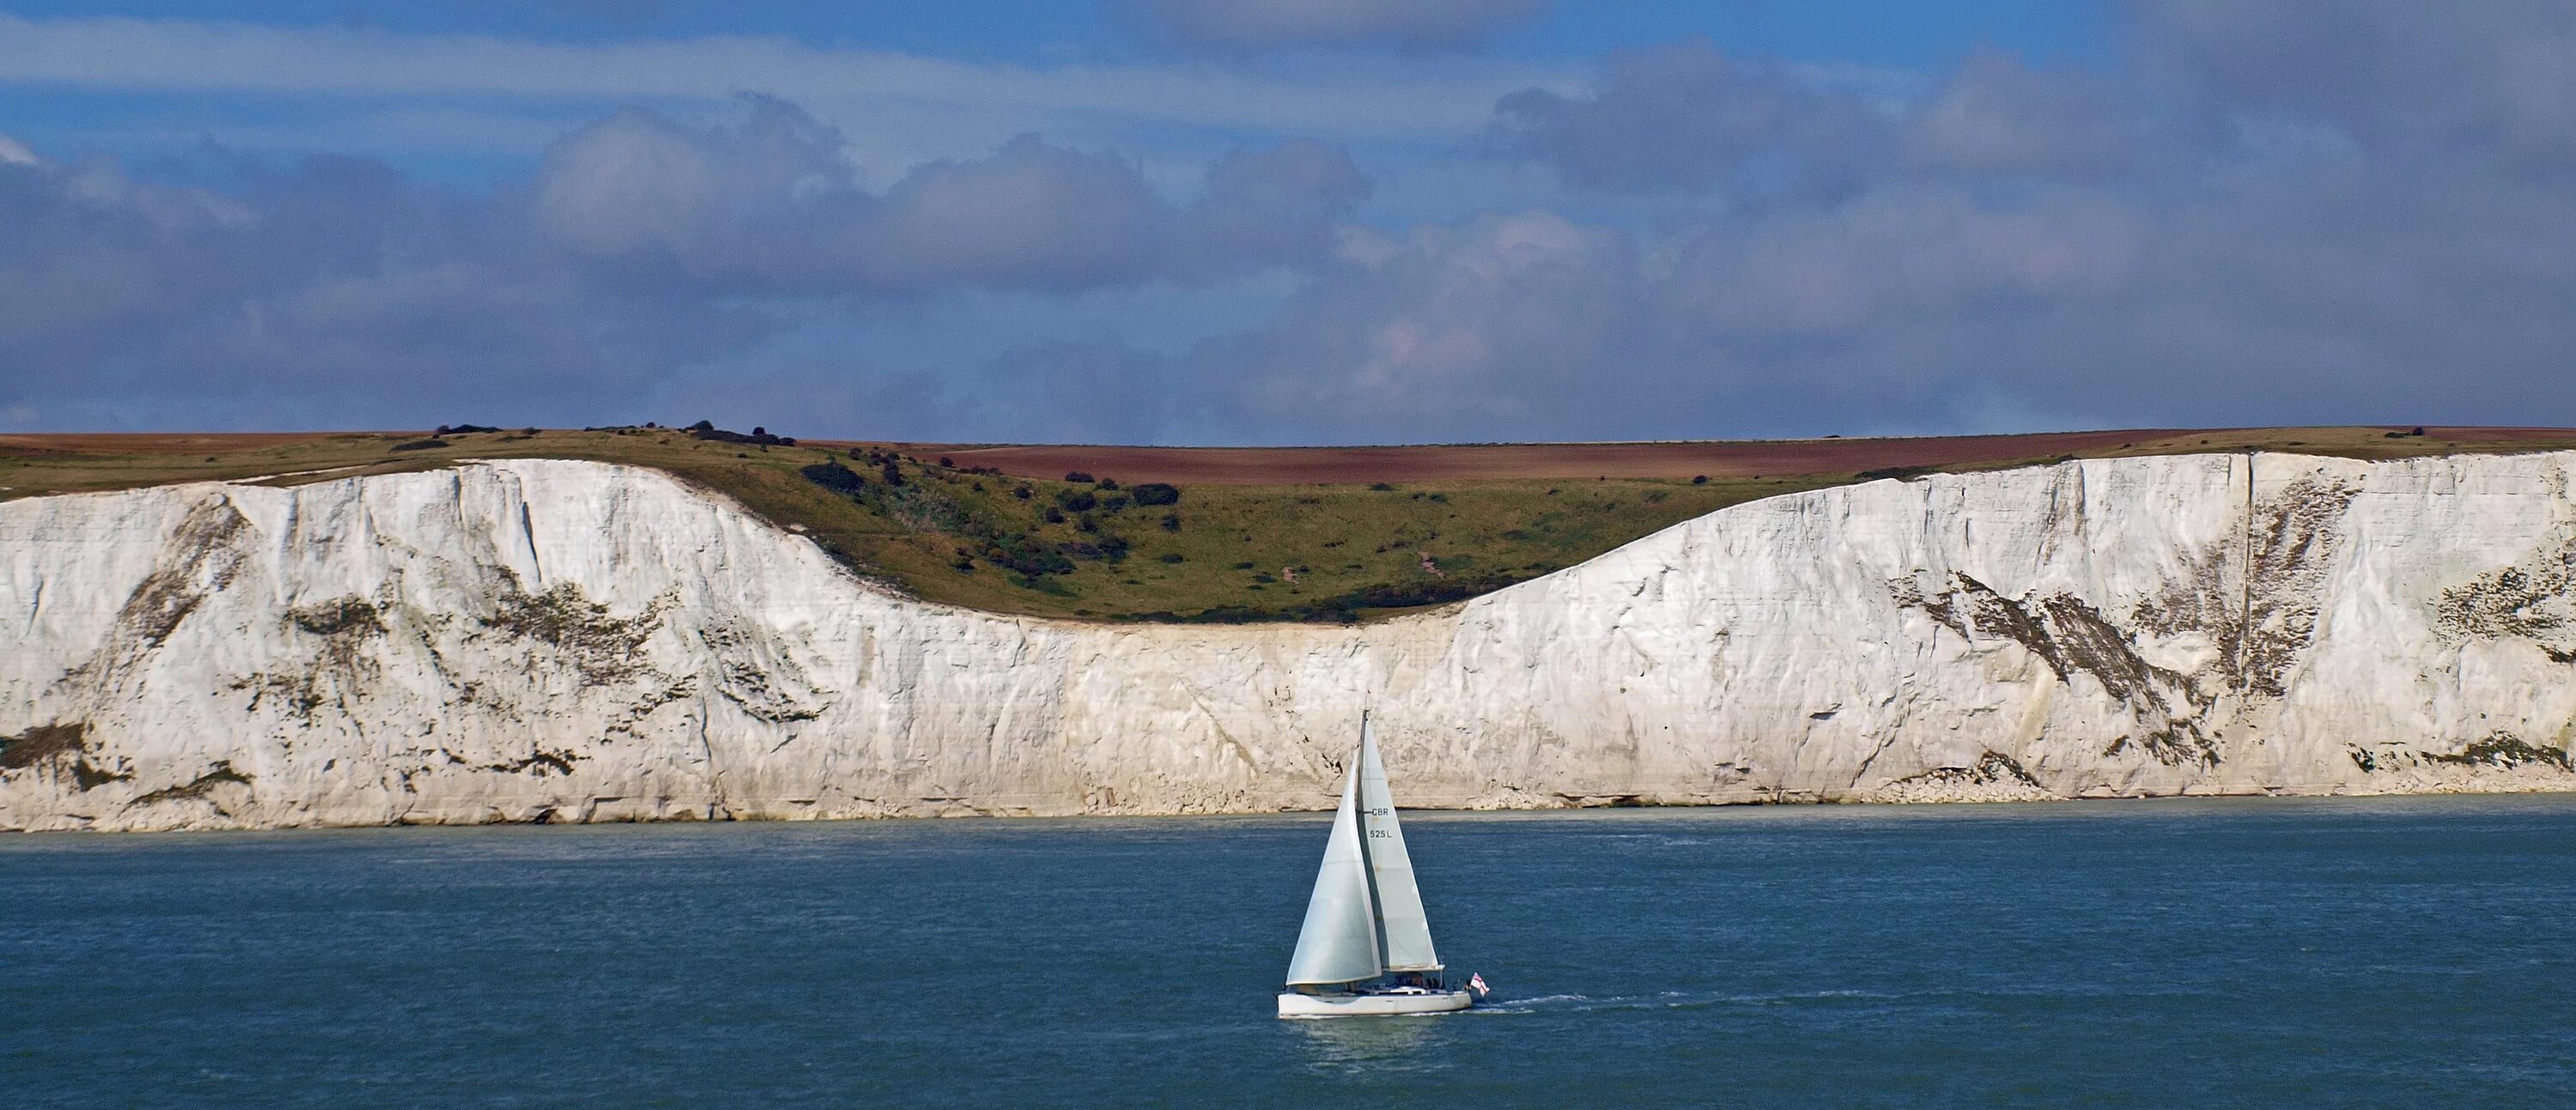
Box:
(1, 1, 2570, 444)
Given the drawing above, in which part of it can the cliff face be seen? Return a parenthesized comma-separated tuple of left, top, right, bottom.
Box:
(5, 452, 2574, 832)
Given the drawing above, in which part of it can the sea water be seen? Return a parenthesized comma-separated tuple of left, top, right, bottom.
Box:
(5, 796, 2574, 1107)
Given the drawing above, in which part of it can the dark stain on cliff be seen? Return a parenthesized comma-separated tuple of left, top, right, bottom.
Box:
(2427, 732, 2574, 772)
(118, 497, 253, 649)
(1893, 750, 2045, 791)
(126, 761, 255, 810)
(1895, 573, 2217, 767)
(2434, 531, 2576, 663)
(1898, 574, 2191, 700)
(484, 749, 579, 777)
(251, 596, 397, 724)
(0, 721, 130, 790)
(0, 721, 87, 769)
(2036, 595, 2179, 704)
(2133, 473, 2360, 699)
(289, 597, 386, 639)
(55, 497, 255, 701)
(700, 619, 823, 723)
(482, 583, 669, 684)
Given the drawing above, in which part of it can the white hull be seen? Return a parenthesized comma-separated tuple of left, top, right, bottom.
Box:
(1276, 989, 1473, 1018)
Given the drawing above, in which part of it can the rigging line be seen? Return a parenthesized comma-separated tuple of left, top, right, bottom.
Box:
(2239, 451, 2255, 695)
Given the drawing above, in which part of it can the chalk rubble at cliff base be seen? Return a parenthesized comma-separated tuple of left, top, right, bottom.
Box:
(5, 452, 2576, 832)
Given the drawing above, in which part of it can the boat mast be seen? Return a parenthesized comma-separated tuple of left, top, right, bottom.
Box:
(1355, 710, 1388, 974)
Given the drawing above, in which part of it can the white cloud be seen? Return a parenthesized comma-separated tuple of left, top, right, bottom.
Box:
(0, 133, 38, 166)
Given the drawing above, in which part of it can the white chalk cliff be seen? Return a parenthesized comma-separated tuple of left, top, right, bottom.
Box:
(6, 452, 2575, 831)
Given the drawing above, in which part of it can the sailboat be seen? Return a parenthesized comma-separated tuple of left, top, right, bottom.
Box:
(1277, 712, 1474, 1018)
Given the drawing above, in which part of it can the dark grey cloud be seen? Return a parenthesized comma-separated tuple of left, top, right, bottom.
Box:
(0, 149, 743, 431)
(1491, 39, 1886, 195)
(651, 360, 963, 444)
(2129, 0, 2576, 162)
(1066, 0, 2565, 442)
(0, 100, 1368, 432)
(653, 340, 1190, 446)
(862, 137, 1167, 290)
(1901, 49, 2162, 179)
(1492, 39, 2175, 194)
(13, 0, 2576, 444)
(532, 98, 1368, 293)
(1180, 139, 1374, 272)
(1130, 0, 1548, 52)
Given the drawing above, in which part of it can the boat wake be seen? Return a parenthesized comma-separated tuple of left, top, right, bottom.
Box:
(1467, 988, 1898, 1016)
(1494, 994, 1587, 1015)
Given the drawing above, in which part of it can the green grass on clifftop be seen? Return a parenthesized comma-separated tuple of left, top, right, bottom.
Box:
(5, 425, 2571, 622)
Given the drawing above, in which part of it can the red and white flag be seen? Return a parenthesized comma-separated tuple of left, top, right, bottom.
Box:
(1468, 974, 1490, 998)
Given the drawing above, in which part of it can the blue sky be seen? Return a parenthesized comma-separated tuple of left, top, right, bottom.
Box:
(3, 1, 2570, 442)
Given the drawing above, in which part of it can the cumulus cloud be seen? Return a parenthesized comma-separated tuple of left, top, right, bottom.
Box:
(1165, 161, 2573, 444)
(864, 138, 1168, 290)
(1177, 139, 1374, 271)
(1205, 211, 1642, 439)
(0, 99, 1366, 431)
(1182, 189, 2158, 443)
(0, 149, 750, 432)
(1492, 39, 1886, 195)
(528, 99, 1367, 293)
(1496, 40, 2180, 194)
(536, 108, 744, 257)
(1130, 0, 1549, 52)
(1126, 1, 2576, 442)
(2131, 0, 2576, 161)
(1661, 188, 2144, 335)
(1901, 50, 2158, 178)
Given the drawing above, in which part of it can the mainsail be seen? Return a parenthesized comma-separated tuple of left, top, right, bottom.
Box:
(1285, 713, 1445, 987)
(1283, 756, 1382, 986)
(1358, 718, 1442, 972)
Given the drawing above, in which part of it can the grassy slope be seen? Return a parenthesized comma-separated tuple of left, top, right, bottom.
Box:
(5, 425, 2572, 622)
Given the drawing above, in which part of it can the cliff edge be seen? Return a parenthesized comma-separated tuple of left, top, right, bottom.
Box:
(7, 452, 2574, 831)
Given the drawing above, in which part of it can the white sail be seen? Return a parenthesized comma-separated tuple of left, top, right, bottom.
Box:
(1358, 718, 1443, 973)
(1284, 759, 1382, 986)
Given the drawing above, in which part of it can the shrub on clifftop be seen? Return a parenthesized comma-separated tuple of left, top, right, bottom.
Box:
(800, 461, 866, 494)
(692, 424, 795, 446)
